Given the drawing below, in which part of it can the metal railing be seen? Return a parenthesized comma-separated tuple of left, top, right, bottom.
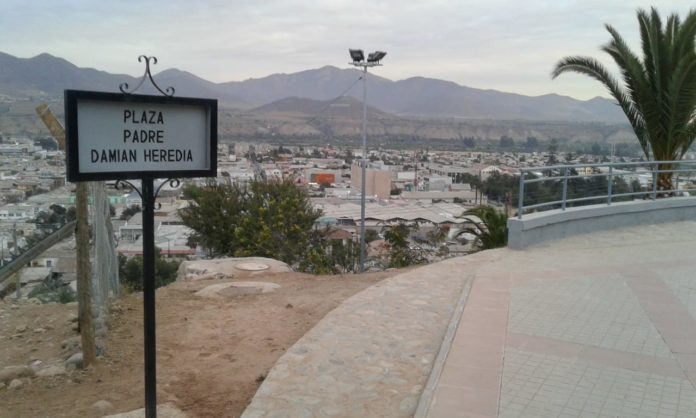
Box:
(0, 221, 76, 284)
(517, 160, 696, 219)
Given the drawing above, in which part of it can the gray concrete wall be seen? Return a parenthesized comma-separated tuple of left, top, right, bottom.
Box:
(507, 198, 696, 249)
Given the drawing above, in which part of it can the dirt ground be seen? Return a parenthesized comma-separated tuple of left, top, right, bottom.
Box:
(0, 270, 399, 418)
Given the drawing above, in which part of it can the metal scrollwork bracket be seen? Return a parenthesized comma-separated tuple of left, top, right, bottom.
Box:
(119, 55, 175, 97)
(114, 179, 142, 199)
(116, 56, 179, 202)
(115, 178, 181, 209)
(153, 178, 181, 209)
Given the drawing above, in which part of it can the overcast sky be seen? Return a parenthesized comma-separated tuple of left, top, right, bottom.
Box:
(1, 1, 692, 100)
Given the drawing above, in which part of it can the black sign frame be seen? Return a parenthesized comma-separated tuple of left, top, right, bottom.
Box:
(64, 89, 217, 182)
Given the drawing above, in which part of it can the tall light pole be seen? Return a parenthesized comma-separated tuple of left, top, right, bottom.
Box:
(349, 49, 387, 273)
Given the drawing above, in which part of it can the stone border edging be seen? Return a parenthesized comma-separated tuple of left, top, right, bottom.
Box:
(413, 274, 475, 418)
(240, 262, 473, 418)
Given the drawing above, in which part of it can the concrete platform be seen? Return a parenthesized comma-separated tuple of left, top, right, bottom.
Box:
(425, 220, 696, 418)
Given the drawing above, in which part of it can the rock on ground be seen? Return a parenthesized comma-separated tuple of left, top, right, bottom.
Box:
(65, 352, 83, 370)
(0, 366, 35, 384)
(92, 400, 114, 414)
(35, 364, 67, 378)
(177, 257, 291, 281)
(8, 379, 23, 390)
(101, 403, 188, 418)
(195, 282, 281, 299)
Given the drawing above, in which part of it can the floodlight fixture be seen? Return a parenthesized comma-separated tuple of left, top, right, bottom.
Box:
(367, 51, 387, 63)
(349, 49, 365, 63)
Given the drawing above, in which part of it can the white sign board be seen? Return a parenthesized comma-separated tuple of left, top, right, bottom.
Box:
(65, 90, 217, 181)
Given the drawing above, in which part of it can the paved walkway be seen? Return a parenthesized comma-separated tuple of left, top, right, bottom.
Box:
(242, 220, 696, 418)
(241, 259, 480, 418)
(425, 220, 696, 418)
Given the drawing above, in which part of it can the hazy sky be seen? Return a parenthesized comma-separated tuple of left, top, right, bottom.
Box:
(1, 1, 692, 100)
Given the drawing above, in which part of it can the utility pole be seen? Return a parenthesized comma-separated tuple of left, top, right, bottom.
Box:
(36, 104, 96, 367)
(75, 181, 96, 364)
(13, 223, 19, 300)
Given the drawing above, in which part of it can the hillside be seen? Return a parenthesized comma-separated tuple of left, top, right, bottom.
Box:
(252, 96, 392, 119)
(0, 52, 635, 145)
(0, 52, 626, 123)
(0, 266, 395, 418)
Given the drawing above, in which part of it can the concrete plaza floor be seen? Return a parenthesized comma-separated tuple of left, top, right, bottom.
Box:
(426, 220, 696, 418)
(243, 220, 696, 418)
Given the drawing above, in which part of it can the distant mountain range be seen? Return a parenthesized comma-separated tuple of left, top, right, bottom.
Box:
(0, 52, 627, 123)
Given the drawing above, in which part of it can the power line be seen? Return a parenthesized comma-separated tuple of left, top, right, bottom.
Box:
(269, 76, 363, 137)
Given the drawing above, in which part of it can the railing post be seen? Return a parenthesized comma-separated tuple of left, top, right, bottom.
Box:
(607, 165, 613, 205)
(652, 163, 658, 200)
(562, 167, 568, 211)
(517, 170, 525, 219)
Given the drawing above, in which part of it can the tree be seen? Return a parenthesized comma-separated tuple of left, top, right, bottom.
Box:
(179, 178, 322, 266)
(481, 172, 518, 203)
(364, 229, 380, 243)
(462, 137, 476, 149)
(499, 136, 515, 149)
(525, 136, 539, 150)
(66, 206, 77, 222)
(298, 231, 360, 274)
(381, 222, 425, 268)
(426, 225, 450, 256)
(552, 7, 696, 190)
(344, 148, 354, 164)
(49, 204, 66, 217)
(120, 205, 141, 220)
(591, 142, 604, 156)
(546, 139, 559, 165)
(426, 225, 449, 247)
(458, 206, 508, 250)
(118, 251, 181, 292)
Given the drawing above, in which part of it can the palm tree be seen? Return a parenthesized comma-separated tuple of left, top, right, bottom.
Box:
(552, 7, 696, 191)
(458, 206, 508, 250)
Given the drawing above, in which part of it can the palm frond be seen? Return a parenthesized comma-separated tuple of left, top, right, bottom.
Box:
(553, 8, 696, 166)
(552, 56, 648, 155)
(673, 9, 696, 58)
(457, 206, 508, 250)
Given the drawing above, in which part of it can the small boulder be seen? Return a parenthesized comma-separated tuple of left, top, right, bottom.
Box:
(36, 365, 67, 378)
(65, 352, 84, 370)
(8, 379, 23, 390)
(14, 324, 27, 333)
(0, 366, 35, 384)
(92, 399, 114, 413)
(61, 336, 81, 352)
(102, 403, 188, 418)
(195, 281, 281, 299)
